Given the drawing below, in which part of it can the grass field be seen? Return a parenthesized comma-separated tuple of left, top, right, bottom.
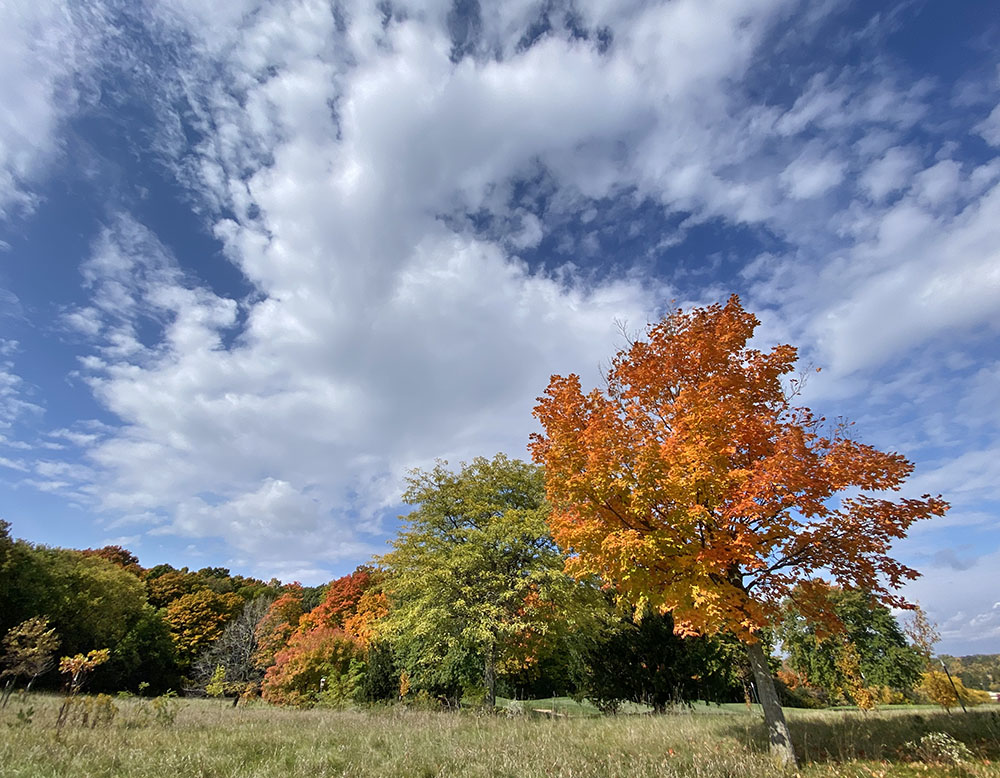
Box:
(2, 693, 999, 777)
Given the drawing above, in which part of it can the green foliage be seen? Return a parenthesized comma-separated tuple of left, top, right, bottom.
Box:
(0, 542, 148, 661)
(0, 526, 181, 695)
(314, 659, 364, 708)
(99, 605, 179, 694)
(300, 584, 328, 613)
(378, 454, 589, 706)
(939, 653, 1000, 692)
(357, 642, 399, 703)
(0, 520, 14, 634)
(585, 604, 744, 712)
(777, 587, 923, 704)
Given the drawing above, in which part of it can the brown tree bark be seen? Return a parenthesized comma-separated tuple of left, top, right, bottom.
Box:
(746, 639, 797, 767)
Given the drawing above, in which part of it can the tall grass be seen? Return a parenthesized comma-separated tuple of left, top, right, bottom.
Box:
(2, 693, 999, 777)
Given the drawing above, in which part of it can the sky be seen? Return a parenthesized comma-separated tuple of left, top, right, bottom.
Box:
(0, 0, 998, 655)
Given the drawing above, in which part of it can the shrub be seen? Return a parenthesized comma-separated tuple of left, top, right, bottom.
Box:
(904, 732, 974, 765)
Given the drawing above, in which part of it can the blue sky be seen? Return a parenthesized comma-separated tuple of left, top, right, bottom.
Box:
(1, 0, 998, 655)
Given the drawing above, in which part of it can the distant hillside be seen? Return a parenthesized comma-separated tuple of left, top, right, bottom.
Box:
(940, 654, 1000, 691)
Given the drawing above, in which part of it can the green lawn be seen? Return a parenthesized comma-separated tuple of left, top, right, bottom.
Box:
(1, 693, 999, 777)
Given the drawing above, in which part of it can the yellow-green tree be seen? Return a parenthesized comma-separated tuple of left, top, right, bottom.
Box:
(379, 454, 588, 709)
(1, 616, 60, 704)
(164, 590, 242, 666)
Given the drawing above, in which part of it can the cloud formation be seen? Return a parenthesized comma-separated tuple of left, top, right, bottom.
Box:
(0, 0, 998, 646)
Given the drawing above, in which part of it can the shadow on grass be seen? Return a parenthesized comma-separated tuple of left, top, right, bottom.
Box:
(720, 708, 1000, 765)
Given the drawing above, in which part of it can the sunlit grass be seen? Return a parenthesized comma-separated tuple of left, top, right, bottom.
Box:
(1, 693, 999, 777)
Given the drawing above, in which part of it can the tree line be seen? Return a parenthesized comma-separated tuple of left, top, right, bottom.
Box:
(1, 490, 985, 716)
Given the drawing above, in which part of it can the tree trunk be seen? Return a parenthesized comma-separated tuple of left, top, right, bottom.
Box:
(484, 646, 496, 710)
(746, 640, 797, 768)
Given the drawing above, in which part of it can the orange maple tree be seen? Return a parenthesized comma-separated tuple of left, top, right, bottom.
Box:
(253, 585, 306, 670)
(261, 568, 386, 705)
(530, 296, 947, 764)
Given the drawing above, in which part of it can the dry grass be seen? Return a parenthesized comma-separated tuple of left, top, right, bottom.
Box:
(2, 693, 999, 777)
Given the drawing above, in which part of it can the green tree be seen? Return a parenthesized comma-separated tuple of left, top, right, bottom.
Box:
(778, 586, 923, 704)
(0, 520, 14, 634)
(379, 454, 584, 709)
(1, 543, 148, 660)
(939, 654, 1000, 692)
(100, 605, 179, 694)
(586, 603, 743, 712)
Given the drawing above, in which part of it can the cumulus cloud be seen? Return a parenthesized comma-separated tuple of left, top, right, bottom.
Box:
(2, 0, 998, 644)
(59, 0, 809, 575)
(72, 210, 666, 574)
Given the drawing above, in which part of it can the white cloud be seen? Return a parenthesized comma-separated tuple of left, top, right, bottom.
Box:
(810, 177, 1000, 375)
(2, 0, 996, 632)
(904, 547, 1000, 654)
(912, 159, 961, 207)
(860, 145, 919, 201)
(0, 456, 29, 472)
(0, 358, 42, 430)
(75, 212, 667, 573)
(780, 147, 847, 200)
(0, 3, 104, 218)
(60, 0, 799, 575)
(975, 103, 1000, 147)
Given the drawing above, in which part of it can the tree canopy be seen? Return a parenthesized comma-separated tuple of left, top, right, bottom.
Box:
(778, 585, 923, 704)
(378, 454, 587, 708)
(530, 296, 947, 764)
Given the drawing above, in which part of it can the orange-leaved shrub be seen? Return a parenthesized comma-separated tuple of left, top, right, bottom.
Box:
(260, 568, 386, 706)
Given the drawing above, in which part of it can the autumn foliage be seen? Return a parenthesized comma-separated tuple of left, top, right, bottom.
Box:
(261, 568, 384, 705)
(532, 296, 948, 765)
(253, 586, 306, 670)
(164, 590, 242, 665)
(530, 296, 947, 640)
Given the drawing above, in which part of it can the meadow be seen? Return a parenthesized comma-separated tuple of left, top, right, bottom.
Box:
(2, 694, 999, 778)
